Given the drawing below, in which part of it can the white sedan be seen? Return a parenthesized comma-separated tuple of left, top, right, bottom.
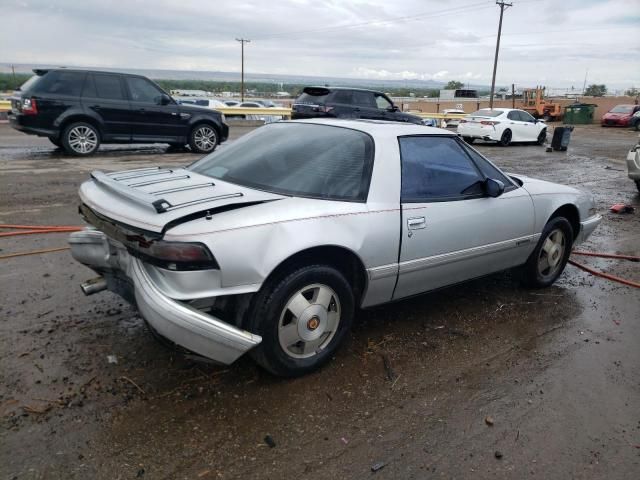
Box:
(458, 108, 547, 146)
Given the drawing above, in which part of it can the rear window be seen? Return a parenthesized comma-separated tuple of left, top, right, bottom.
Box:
(610, 105, 633, 113)
(18, 74, 42, 92)
(190, 123, 374, 202)
(470, 109, 502, 117)
(296, 87, 331, 104)
(30, 71, 86, 96)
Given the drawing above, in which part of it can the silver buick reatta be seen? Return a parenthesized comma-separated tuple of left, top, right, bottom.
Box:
(69, 119, 601, 376)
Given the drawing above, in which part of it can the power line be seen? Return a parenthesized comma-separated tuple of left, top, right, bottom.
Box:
(253, 1, 492, 41)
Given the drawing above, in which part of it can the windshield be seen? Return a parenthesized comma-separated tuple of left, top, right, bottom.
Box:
(470, 109, 502, 117)
(190, 123, 374, 202)
(610, 105, 633, 113)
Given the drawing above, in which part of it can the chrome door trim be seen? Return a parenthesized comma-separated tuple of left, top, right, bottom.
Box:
(398, 233, 540, 274)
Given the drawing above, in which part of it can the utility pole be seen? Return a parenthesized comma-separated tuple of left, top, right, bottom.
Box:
(236, 38, 250, 102)
(489, 1, 512, 109)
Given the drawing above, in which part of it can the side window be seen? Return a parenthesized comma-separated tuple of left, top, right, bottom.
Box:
(507, 111, 520, 121)
(400, 136, 484, 202)
(331, 90, 352, 104)
(36, 71, 86, 96)
(126, 77, 165, 104)
(375, 94, 393, 110)
(93, 74, 125, 100)
(460, 143, 512, 186)
(352, 91, 376, 108)
(519, 110, 535, 122)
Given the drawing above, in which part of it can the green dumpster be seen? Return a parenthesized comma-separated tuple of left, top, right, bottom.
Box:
(563, 103, 597, 124)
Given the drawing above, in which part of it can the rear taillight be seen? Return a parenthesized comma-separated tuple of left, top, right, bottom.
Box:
(480, 120, 500, 126)
(318, 106, 334, 113)
(459, 119, 467, 123)
(127, 239, 219, 271)
(22, 97, 38, 115)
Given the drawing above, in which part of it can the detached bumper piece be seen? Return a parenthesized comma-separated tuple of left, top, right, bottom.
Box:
(69, 229, 261, 364)
(131, 259, 261, 364)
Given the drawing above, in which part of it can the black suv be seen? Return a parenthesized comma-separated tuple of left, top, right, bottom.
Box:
(9, 69, 228, 156)
(291, 86, 423, 125)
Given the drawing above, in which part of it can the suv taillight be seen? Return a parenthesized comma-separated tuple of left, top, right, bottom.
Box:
(318, 106, 334, 113)
(22, 98, 38, 115)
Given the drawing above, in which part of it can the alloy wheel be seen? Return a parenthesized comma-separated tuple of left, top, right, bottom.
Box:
(68, 126, 98, 154)
(277, 283, 341, 359)
(193, 126, 217, 152)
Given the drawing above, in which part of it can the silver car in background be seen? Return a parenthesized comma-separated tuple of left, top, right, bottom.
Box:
(69, 119, 601, 376)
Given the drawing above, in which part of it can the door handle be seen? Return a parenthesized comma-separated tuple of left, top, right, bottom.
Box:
(91, 105, 101, 110)
(407, 217, 426, 230)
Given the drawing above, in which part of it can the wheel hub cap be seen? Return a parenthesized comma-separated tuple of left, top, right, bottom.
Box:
(277, 283, 341, 359)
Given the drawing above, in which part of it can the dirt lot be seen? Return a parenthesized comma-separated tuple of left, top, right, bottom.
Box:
(1, 123, 639, 480)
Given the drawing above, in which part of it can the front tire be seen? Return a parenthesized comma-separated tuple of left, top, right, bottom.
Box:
(521, 217, 573, 288)
(463, 136, 475, 144)
(499, 129, 512, 146)
(61, 122, 100, 156)
(247, 265, 355, 377)
(635, 180, 640, 193)
(536, 129, 547, 145)
(189, 124, 218, 154)
(48, 136, 62, 148)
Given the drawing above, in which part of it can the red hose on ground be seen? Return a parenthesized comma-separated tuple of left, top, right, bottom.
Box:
(568, 259, 640, 289)
(0, 224, 81, 230)
(572, 250, 640, 262)
(0, 224, 83, 237)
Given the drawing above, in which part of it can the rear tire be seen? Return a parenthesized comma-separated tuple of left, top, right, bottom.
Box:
(536, 129, 547, 145)
(247, 264, 355, 377)
(521, 217, 573, 288)
(48, 136, 61, 148)
(636, 180, 640, 193)
(499, 129, 512, 146)
(463, 136, 475, 144)
(61, 122, 100, 156)
(189, 124, 218, 154)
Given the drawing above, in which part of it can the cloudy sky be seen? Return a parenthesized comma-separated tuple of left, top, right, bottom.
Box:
(1, 0, 639, 89)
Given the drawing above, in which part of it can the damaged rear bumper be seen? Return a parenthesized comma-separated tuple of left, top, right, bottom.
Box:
(69, 229, 261, 364)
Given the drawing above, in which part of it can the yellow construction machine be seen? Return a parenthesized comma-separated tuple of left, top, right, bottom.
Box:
(521, 86, 562, 121)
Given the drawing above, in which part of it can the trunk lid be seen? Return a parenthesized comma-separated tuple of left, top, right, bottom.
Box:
(79, 167, 285, 234)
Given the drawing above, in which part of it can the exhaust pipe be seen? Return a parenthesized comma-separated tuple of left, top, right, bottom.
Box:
(81, 277, 107, 296)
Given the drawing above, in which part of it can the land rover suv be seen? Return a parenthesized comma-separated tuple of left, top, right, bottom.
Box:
(9, 69, 229, 156)
(291, 86, 423, 125)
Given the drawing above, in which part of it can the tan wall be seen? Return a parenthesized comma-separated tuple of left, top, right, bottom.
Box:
(403, 96, 639, 123)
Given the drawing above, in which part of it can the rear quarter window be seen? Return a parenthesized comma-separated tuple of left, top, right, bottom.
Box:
(31, 71, 86, 96)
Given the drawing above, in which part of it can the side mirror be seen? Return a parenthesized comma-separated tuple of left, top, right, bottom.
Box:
(159, 94, 171, 105)
(387, 105, 399, 112)
(485, 178, 505, 198)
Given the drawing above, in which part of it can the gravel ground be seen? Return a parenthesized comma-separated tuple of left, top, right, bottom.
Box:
(0, 123, 639, 480)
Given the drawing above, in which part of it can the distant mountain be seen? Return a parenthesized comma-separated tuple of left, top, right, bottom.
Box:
(1, 62, 479, 89)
